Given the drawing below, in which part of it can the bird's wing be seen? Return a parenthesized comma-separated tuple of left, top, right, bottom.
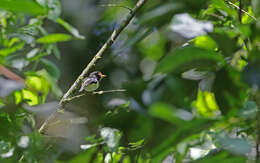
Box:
(79, 77, 98, 92)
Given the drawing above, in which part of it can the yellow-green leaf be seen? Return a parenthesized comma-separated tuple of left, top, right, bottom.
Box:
(37, 33, 72, 44)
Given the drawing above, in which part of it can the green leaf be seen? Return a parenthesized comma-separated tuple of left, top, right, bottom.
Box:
(38, 70, 62, 98)
(149, 102, 185, 125)
(194, 35, 217, 50)
(191, 151, 247, 163)
(156, 46, 224, 74)
(137, 31, 166, 61)
(213, 66, 247, 115)
(209, 33, 238, 56)
(37, 33, 72, 44)
(40, 59, 60, 81)
(0, 42, 25, 56)
(216, 136, 252, 155)
(0, 0, 46, 15)
(57, 18, 85, 39)
(67, 148, 97, 163)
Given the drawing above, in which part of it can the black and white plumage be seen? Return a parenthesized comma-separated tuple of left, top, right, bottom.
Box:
(79, 71, 106, 92)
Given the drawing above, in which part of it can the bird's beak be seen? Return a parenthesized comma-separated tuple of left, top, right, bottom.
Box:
(100, 74, 107, 78)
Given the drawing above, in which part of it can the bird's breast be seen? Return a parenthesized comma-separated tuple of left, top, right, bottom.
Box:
(84, 83, 99, 92)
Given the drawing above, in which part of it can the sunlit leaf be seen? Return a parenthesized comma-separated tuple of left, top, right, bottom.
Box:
(22, 89, 39, 106)
(193, 90, 219, 117)
(37, 33, 72, 44)
(0, 42, 25, 56)
(194, 35, 217, 50)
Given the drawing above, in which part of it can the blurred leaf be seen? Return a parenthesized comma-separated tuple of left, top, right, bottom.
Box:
(0, 0, 46, 15)
(149, 102, 186, 125)
(213, 66, 247, 114)
(243, 48, 260, 87)
(0, 42, 25, 56)
(191, 151, 246, 163)
(139, 2, 184, 27)
(67, 148, 97, 163)
(216, 136, 252, 155)
(165, 75, 197, 108)
(26, 48, 40, 59)
(193, 90, 219, 117)
(137, 30, 166, 61)
(252, 0, 260, 17)
(151, 118, 214, 162)
(209, 33, 238, 56)
(38, 70, 62, 98)
(194, 35, 217, 50)
(52, 44, 61, 59)
(156, 46, 224, 74)
(239, 101, 258, 119)
(40, 59, 60, 81)
(36, 0, 61, 21)
(128, 139, 145, 150)
(182, 69, 208, 81)
(22, 89, 39, 106)
(211, 0, 237, 18)
(100, 127, 122, 152)
(170, 13, 213, 39)
(57, 18, 85, 39)
(37, 33, 72, 44)
(199, 72, 215, 92)
(26, 75, 50, 94)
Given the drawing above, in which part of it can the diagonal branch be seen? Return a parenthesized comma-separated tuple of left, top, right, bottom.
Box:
(59, 0, 148, 107)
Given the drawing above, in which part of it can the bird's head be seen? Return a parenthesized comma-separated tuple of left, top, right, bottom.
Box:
(89, 71, 106, 80)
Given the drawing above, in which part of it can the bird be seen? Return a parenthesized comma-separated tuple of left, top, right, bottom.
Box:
(79, 71, 106, 92)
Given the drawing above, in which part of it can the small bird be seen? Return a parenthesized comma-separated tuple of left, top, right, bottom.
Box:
(79, 71, 106, 92)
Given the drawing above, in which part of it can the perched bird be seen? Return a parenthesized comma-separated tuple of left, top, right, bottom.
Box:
(79, 71, 106, 92)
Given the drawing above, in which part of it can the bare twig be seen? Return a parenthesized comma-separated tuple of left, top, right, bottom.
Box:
(227, 1, 258, 21)
(59, 0, 147, 107)
(0, 65, 25, 83)
(62, 89, 126, 104)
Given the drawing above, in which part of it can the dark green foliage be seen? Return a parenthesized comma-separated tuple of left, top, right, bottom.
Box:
(0, 0, 260, 162)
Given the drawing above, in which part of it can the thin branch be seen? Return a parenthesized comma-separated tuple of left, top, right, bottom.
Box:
(0, 65, 25, 83)
(99, 4, 133, 12)
(59, 0, 147, 107)
(227, 1, 258, 21)
(62, 89, 126, 104)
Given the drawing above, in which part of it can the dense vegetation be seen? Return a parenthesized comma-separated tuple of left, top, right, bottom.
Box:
(0, 0, 260, 162)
